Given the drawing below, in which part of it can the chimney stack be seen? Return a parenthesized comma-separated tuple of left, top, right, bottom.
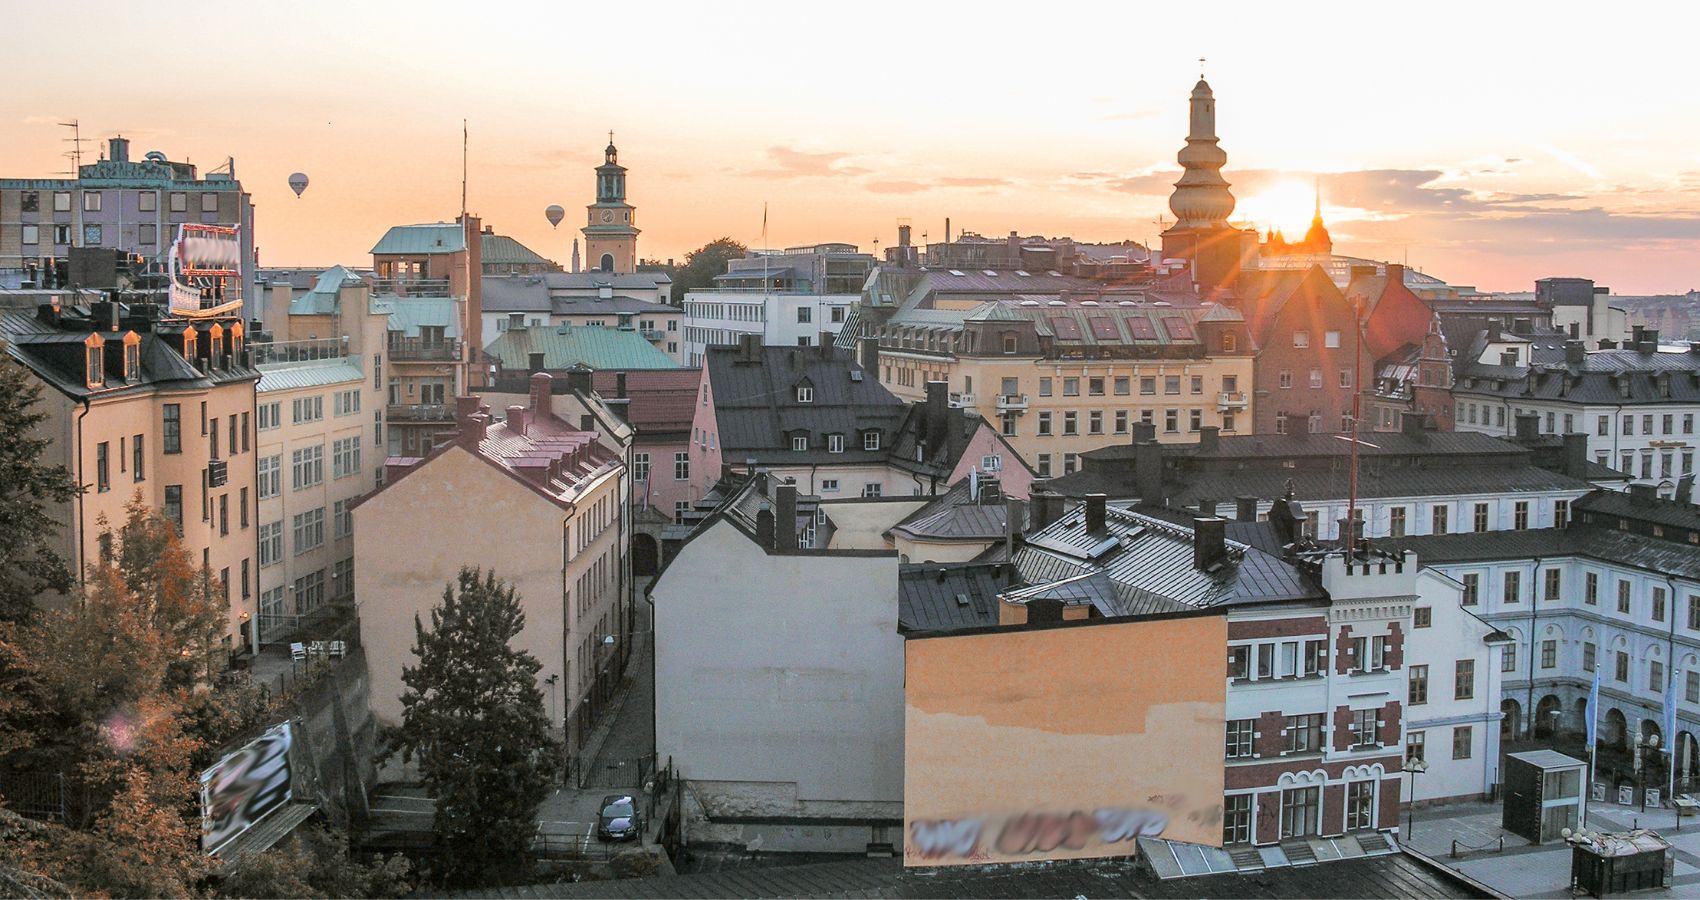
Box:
(1085, 493, 1107, 534)
(738, 332, 762, 361)
(924, 381, 948, 442)
(1235, 496, 1259, 522)
(1134, 441, 1163, 506)
(1677, 474, 1695, 507)
(615, 372, 627, 398)
(108, 136, 129, 164)
(1513, 411, 1538, 442)
(859, 337, 881, 374)
(528, 371, 553, 415)
(1192, 516, 1226, 571)
(754, 507, 776, 550)
(1632, 325, 1645, 346)
(457, 412, 487, 451)
(774, 483, 798, 552)
(1639, 328, 1659, 354)
(506, 405, 527, 436)
(898, 224, 912, 248)
(1004, 497, 1025, 558)
(1198, 425, 1220, 452)
(819, 331, 834, 357)
(1561, 432, 1587, 477)
(1401, 411, 1429, 439)
(1030, 484, 1063, 530)
(1627, 483, 1656, 506)
(1564, 340, 1586, 366)
(1131, 420, 1157, 444)
(1199, 498, 1218, 517)
(1007, 230, 1020, 262)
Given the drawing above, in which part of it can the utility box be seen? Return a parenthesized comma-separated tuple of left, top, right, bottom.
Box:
(1570, 830, 1670, 897)
(1504, 749, 1587, 844)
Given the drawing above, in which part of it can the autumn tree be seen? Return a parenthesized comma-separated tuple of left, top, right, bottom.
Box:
(0, 355, 80, 623)
(212, 824, 414, 899)
(385, 568, 561, 887)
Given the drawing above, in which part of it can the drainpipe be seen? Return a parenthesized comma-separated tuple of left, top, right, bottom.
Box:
(1667, 573, 1681, 789)
(1528, 556, 1542, 740)
(74, 397, 91, 588)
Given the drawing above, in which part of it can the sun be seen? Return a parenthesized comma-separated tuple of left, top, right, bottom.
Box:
(1237, 180, 1319, 236)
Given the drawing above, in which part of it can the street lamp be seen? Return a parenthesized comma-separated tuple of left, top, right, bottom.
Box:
(544, 674, 559, 729)
(1639, 732, 1662, 813)
(1403, 757, 1428, 840)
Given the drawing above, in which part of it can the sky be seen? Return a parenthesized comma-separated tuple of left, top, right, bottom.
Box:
(5, 1, 1698, 294)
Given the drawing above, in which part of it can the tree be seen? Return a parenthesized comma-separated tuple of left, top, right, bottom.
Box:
(666, 237, 748, 303)
(0, 356, 80, 623)
(213, 825, 414, 899)
(385, 568, 561, 886)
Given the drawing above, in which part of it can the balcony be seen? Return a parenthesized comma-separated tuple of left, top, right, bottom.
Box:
(387, 338, 460, 361)
(640, 328, 665, 341)
(387, 403, 453, 422)
(948, 392, 975, 409)
(253, 336, 348, 365)
(996, 393, 1029, 411)
(371, 277, 452, 297)
(1218, 391, 1249, 410)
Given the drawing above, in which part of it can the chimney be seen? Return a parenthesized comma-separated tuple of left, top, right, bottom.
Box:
(565, 366, 592, 395)
(108, 136, 129, 164)
(1599, 339, 1618, 350)
(898, 224, 912, 248)
(859, 337, 880, 374)
(1135, 440, 1163, 506)
(1004, 497, 1025, 557)
(1085, 493, 1107, 534)
(615, 372, 628, 398)
(1349, 264, 1376, 283)
(1632, 325, 1645, 346)
(1007, 230, 1020, 262)
(1199, 498, 1218, 517)
(1384, 263, 1405, 286)
(1401, 411, 1428, 439)
(1268, 495, 1303, 546)
(1131, 420, 1157, 444)
(1338, 516, 1365, 550)
(774, 483, 798, 552)
(506, 405, 527, 436)
(1235, 496, 1259, 522)
(1514, 411, 1538, 441)
(1198, 425, 1220, 452)
(819, 331, 834, 357)
(1639, 328, 1659, 354)
(1192, 516, 1226, 571)
(1628, 483, 1656, 506)
(738, 332, 763, 360)
(1678, 474, 1695, 506)
(945, 217, 951, 245)
(1565, 340, 1585, 366)
(754, 507, 776, 550)
(1562, 432, 1588, 478)
(528, 371, 553, 414)
(1030, 484, 1062, 529)
(455, 395, 481, 421)
(457, 413, 487, 451)
(924, 381, 948, 440)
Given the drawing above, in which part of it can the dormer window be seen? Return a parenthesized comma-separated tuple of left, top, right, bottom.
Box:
(230, 321, 244, 360)
(827, 433, 845, 453)
(84, 335, 105, 388)
(182, 329, 197, 361)
(796, 385, 814, 403)
(122, 332, 141, 381)
(791, 435, 808, 452)
(862, 430, 881, 451)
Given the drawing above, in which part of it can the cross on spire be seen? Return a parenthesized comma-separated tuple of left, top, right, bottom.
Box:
(1199, 57, 1206, 79)
(608, 130, 614, 145)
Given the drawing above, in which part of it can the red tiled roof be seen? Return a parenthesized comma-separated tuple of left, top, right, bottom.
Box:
(592, 369, 699, 433)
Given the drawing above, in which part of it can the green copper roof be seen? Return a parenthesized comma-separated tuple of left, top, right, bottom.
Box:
(288, 265, 361, 316)
(480, 234, 555, 267)
(387, 299, 461, 338)
(370, 223, 465, 256)
(485, 324, 677, 371)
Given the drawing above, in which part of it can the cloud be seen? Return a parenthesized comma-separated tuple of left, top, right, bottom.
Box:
(746, 145, 869, 179)
(1099, 110, 1157, 121)
(865, 180, 931, 194)
(1535, 143, 1605, 181)
(934, 176, 1009, 188)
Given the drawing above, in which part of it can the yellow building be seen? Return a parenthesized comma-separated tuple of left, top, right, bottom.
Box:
(3, 292, 261, 654)
(870, 300, 1254, 477)
(581, 138, 639, 275)
(353, 373, 627, 754)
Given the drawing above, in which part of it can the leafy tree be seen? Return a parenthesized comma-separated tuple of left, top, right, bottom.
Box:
(666, 237, 748, 303)
(213, 825, 414, 899)
(0, 355, 80, 624)
(385, 568, 561, 886)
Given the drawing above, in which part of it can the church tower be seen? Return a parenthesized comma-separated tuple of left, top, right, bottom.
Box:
(583, 135, 639, 273)
(1160, 78, 1253, 295)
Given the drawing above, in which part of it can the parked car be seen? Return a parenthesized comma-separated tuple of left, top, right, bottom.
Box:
(597, 794, 641, 842)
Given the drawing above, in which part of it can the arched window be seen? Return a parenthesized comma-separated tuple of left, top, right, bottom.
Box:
(599, 253, 614, 272)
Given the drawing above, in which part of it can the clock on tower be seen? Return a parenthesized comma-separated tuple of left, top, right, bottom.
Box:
(582, 134, 639, 273)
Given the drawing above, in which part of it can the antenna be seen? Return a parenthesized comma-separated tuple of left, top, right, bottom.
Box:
(460, 118, 468, 219)
(59, 119, 89, 176)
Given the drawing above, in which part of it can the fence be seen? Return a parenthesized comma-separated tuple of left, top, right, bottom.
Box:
(360, 828, 619, 863)
(0, 772, 66, 823)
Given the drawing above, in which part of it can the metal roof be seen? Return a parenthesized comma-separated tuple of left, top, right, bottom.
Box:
(1383, 525, 1700, 580)
(890, 479, 1016, 541)
(479, 234, 553, 267)
(288, 265, 361, 316)
(386, 298, 460, 338)
(484, 325, 677, 371)
(370, 223, 465, 255)
(897, 562, 1017, 632)
(257, 360, 364, 393)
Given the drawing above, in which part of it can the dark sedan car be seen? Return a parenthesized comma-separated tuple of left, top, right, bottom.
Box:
(597, 794, 641, 842)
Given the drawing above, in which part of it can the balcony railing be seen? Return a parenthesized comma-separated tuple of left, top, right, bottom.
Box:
(387, 403, 453, 422)
(371, 277, 452, 297)
(996, 393, 1029, 411)
(253, 336, 349, 365)
(1218, 391, 1249, 409)
(640, 328, 665, 341)
(387, 338, 460, 361)
(949, 392, 975, 408)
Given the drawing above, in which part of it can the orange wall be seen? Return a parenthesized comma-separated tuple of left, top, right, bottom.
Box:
(904, 613, 1226, 866)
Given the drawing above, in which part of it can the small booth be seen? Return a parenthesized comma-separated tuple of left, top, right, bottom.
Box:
(1503, 749, 1587, 844)
(1569, 829, 1670, 897)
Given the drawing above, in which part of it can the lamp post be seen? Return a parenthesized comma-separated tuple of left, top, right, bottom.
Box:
(1639, 732, 1662, 813)
(1403, 757, 1428, 840)
(544, 674, 559, 732)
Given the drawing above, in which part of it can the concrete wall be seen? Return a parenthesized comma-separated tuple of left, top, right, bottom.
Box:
(281, 644, 380, 828)
(653, 518, 904, 847)
(822, 498, 928, 550)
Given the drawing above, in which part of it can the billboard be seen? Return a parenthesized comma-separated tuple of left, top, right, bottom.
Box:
(168, 223, 244, 318)
(903, 613, 1227, 866)
(199, 722, 293, 852)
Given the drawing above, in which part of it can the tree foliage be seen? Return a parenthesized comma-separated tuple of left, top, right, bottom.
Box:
(0, 496, 265, 897)
(212, 825, 414, 899)
(664, 237, 749, 303)
(385, 567, 561, 887)
(0, 355, 80, 624)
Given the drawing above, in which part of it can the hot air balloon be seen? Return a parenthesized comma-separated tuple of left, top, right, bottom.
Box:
(288, 172, 309, 198)
(545, 204, 565, 229)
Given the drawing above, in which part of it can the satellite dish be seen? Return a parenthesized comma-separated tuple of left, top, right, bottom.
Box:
(545, 204, 565, 229)
(288, 172, 309, 198)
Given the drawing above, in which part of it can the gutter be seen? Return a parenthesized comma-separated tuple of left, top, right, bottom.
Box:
(74, 396, 91, 588)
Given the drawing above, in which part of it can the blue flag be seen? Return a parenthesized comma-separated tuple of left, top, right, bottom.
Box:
(1587, 668, 1602, 749)
(1666, 665, 1679, 796)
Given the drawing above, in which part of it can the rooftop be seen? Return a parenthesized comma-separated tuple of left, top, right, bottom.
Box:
(370, 223, 466, 256)
(484, 324, 678, 372)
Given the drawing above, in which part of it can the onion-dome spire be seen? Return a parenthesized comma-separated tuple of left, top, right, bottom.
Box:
(1167, 79, 1236, 230)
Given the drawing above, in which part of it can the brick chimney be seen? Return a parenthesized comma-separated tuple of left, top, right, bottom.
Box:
(457, 413, 487, 451)
(1085, 493, 1107, 534)
(859, 337, 880, 374)
(1193, 516, 1226, 571)
(1135, 441, 1163, 505)
(1004, 497, 1025, 557)
(506, 405, 527, 436)
(529, 371, 553, 415)
(1235, 496, 1259, 521)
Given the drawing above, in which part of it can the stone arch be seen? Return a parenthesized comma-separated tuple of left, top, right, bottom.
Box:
(1535, 694, 1564, 737)
(599, 253, 615, 272)
(1502, 697, 1524, 742)
(1603, 707, 1629, 753)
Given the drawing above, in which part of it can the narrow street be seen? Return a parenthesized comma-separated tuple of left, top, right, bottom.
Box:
(583, 596, 656, 789)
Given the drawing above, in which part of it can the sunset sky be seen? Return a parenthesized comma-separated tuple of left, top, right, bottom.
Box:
(6, 1, 1698, 293)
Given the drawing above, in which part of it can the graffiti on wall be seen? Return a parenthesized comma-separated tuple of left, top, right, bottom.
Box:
(907, 805, 1176, 862)
(199, 723, 293, 852)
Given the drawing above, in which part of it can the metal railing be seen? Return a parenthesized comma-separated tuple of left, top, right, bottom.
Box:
(1218, 391, 1249, 408)
(949, 392, 975, 408)
(386, 338, 460, 361)
(387, 403, 453, 422)
(639, 328, 665, 341)
(253, 336, 348, 365)
(370, 277, 452, 297)
(996, 392, 1029, 410)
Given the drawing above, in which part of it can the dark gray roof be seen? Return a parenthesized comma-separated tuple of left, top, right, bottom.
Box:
(897, 562, 1018, 632)
(1575, 489, 1700, 531)
(1, 308, 256, 400)
(889, 479, 1016, 541)
(552, 295, 675, 316)
(1084, 430, 1528, 464)
(1455, 346, 1700, 404)
(449, 848, 1488, 899)
(1383, 526, 1700, 580)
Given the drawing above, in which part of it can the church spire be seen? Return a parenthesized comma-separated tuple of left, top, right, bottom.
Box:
(1302, 180, 1332, 254)
(1167, 78, 1236, 230)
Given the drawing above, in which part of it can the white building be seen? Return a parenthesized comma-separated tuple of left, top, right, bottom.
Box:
(681, 291, 858, 365)
(481, 271, 681, 363)
(1403, 568, 1512, 804)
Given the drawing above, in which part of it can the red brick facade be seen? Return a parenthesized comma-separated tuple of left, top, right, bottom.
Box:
(1238, 266, 1375, 436)
(1335, 624, 1355, 675)
(1228, 616, 1329, 641)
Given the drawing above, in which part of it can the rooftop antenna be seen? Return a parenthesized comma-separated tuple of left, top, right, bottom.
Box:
(762, 201, 769, 297)
(58, 119, 89, 176)
(460, 118, 468, 219)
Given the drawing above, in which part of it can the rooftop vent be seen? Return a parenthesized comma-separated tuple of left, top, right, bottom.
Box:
(948, 269, 966, 277)
(983, 269, 998, 277)
(1080, 300, 1100, 306)
(954, 592, 971, 607)
(1048, 300, 1066, 307)
(1015, 270, 1031, 277)
(1019, 300, 1040, 306)
(1048, 270, 1063, 277)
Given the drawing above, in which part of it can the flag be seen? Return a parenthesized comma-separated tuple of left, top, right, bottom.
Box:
(1665, 664, 1679, 795)
(1586, 667, 1601, 749)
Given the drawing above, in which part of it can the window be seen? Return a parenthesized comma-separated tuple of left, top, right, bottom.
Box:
(209, 417, 220, 459)
(1227, 646, 1250, 680)
(674, 501, 690, 525)
(290, 445, 324, 490)
(198, 191, 219, 213)
(1165, 409, 1179, 433)
(1351, 708, 1378, 747)
(1309, 369, 1323, 389)
(827, 433, 845, 453)
(1039, 377, 1053, 397)
(1036, 453, 1051, 477)
(293, 507, 325, 555)
(1285, 714, 1323, 753)
(1037, 412, 1052, 436)
(259, 521, 282, 567)
(1223, 795, 1251, 845)
(1346, 781, 1375, 831)
(1293, 331, 1310, 349)
(334, 389, 361, 416)
(239, 486, 248, 528)
(1339, 369, 1353, 389)
(1064, 377, 1080, 397)
(1503, 570, 1521, 604)
(1544, 568, 1562, 601)
(258, 401, 280, 430)
(1164, 375, 1180, 395)
(1063, 453, 1078, 474)
(631, 452, 650, 482)
(1225, 719, 1254, 759)
(132, 433, 144, 482)
(95, 442, 110, 492)
(1654, 586, 1668, 622)
(863, 431, 881, 451)
(170, 191, 187, 212)
(1586, 572, 1599, 605)
(1280, 787, 1318, 839)
(138, 223, 157, 245)
(332, 437, 361, 479)
(1409, 665, 1429, 704)
(52, 225, 70, 244)
(1583, 642, 1596, 672)
(20, 224, 38, 245)
(258, 455, 281, 499)
(1279, 370, 1293, 389)
(1455, 659, 1475, 700)
(1474, 502, 1490, 532)
(292, 396, 324, 424)
(796, 386, 813, 403)
(1389, 507, 1407, 538)
(861, 483, 882, 498)
(1190, 376, 1204, 395)
(1462, 573, 1479, 605)
(1514, 501, 1529, 530)
(1690, 594, 1700, 630)
(1189, 409, 1203, 432)
(1617, 581, 1631, 614)
(1414, 606, 1431, 628)
(1452, 725, 1473, 760)
(1502, 643, 1517, 672)
(1114, 410, 1129, 433)
(1407, 730, 1426, 764)
(1139, 376, 1156, 395)
(163, 404, 181, 454)
(1555, 499, 1569, 529)
(674, 452, 689, 480)
(796, 306, 812, 324)
(1541, 639, 1557, 670)
(981, 454, 1002, 472)
(1088, 410, 1103, 434)
(790, 435, 808, 451)
(1114, 376, 1130, 395)
(218, 494, 229, 536)
(1063, 411, 1078, 435)
(820, 478, 839, 493)
(1432, 505, 1449, 534)
(334, 499, 353, 539)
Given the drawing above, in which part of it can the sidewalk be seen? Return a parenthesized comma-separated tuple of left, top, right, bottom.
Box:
(573, 595, 655, 790)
